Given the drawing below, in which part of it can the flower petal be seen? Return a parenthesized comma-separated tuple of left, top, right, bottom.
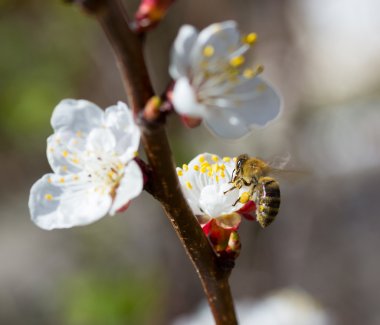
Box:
(86, 128, 117, 153)
(190, 21, 240, 69)
(104, 102, 140, 162)
(109, 160, 144, 215)
(169, 25, 199, 79)
(204, 78, 281, 138)
(172, 77, 208, 118)
(47, 130, 85, 175)
(29, 174, 112, 230)
(51, 99, 103, 133)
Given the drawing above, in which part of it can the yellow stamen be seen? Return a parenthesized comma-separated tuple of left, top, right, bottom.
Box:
(212, 164, 218, 174)
(200, 167, 207, 173)
(133, 151, 139, 157)
(199, 155, 205, 163)
(203, 45, 215, 57)
(182, 164, 189, 171)
(239, 192, 250, 204)
(72, 158, 80, 164)
(243, 68, 255, 79)
(47, 177, 52, 183)
(211, 155, 219, 162)
(220, 171, 226, 178)
(207, 171, 212, 177)
(215, 175, 219, 183)
(44, 194, 53, 201)
(59, 177, 65, 183)
(186, 181, 193, 189)
(243, 32, 257, 45)
(177, 169, 183, 176)
(62, 150, 69, 158)
(61, 165, 68, 172)
(193, 165, 199, 171)
(229, 55, 245, 67)
(223, 157, 231, 162)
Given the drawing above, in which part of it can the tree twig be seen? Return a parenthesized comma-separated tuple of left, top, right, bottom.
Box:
(67, 1, 238, 323)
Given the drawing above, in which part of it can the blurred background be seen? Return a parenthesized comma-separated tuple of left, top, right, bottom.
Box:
(1, 0, 380, 324)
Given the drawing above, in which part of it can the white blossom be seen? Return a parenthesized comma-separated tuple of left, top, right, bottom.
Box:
(170, 21, 281, 138)
(177, 153, 250, 228)
(29, 99, 143, 230)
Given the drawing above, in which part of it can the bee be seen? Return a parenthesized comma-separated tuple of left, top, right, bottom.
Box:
(225, 154, 281, 228)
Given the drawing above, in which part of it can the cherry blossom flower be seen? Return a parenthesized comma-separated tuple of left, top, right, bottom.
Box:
(29, 99, 143, 230)
(169, 21, 281, 138)
(176, 153, 254, 229)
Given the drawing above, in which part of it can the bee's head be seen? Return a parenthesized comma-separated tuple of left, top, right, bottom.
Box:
(236, 154, 249, 171)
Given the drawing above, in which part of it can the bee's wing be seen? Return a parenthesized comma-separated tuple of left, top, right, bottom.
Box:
(269, 168, 311, 183)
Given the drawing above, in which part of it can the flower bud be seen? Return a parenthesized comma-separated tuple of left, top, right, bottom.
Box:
(135, 0, 175, 32)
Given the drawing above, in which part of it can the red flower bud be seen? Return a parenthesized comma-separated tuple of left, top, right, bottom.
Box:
(135, 0, 175, 32)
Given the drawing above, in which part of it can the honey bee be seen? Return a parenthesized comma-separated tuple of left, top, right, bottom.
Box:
(225, 154, 281, 228)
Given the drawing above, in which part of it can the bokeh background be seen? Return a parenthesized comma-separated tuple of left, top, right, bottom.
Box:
(1, 0, 380, 324)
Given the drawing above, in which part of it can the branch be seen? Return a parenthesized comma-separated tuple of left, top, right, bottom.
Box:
(67, 1, 238, 323)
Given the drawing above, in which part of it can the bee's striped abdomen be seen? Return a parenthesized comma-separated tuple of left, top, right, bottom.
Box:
(256, 177, 281, 228)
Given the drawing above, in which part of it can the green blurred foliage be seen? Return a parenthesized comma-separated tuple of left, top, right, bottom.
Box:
(61, 271, 164, 325)
(0, 0, 94, 151)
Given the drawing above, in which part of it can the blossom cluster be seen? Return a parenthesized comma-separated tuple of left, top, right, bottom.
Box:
(29, 20, 280, 261)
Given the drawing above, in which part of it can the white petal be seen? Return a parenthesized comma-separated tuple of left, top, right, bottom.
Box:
(190, 21, 240, 69)
(51, 99, 103, 133)
(47, 130, 85, 174)
(172, 77, 208, 118)
(199, 183, 241, 218)
(29, 174, 112, 230)
(204, 79, 281, 138)
(109, 160, 143, 215)
(86, 128, 116, 153)
(104, 102, 140, 162)
(170, 25, 199, 79)
(229, 78, 282, 127)
(205, 108, 251, 139)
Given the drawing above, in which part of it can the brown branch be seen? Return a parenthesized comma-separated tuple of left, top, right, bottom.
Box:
(67, 1, 238, 323)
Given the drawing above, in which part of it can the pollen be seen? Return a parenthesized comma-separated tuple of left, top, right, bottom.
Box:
(230, 55, 245, 67)
(243, 68, 255, 79)
(47, 177, 52, 183)
(207, 171, 212, 177)
(193, 165, 199, 171)
(223, 157, 231, 162)
(182, 164, 189, 171)
(59, 177, 65, 183)
(76, 131, 82, 137)
(72, 158, 80, 164)
(220, 171, 226, 178)
(233, 157, 237, 162)
(200, 166, 207, 173)
(203, 45, 215, 57)
(73, 175, 79, 181)
(198, 155, 205, 163)
(211, 155, 219, 162)
(239, 192, 250, 204)
(243, 32, 257, 45)
(61, 165, 68, 172)
(185, 181, 193, 189)
(215, 175, 219, 183)
(133, 151, 139, 157)
(177, 169, 183, 176)
(44, 194, 53, 201)
(62, 150, 69, 158)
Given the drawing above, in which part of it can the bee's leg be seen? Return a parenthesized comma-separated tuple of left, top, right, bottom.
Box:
(232, 197, 240, 206)
(229, 169, 236, 183)
(223, 185, 236, 194)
